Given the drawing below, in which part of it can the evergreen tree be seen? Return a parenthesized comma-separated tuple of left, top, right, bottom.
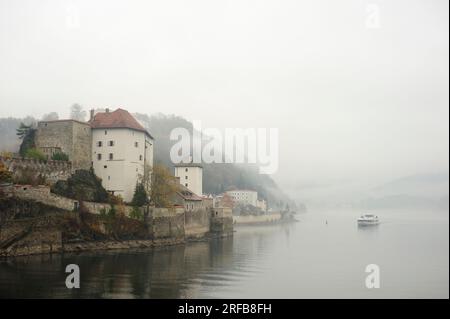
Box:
(131, 182, 148, 207)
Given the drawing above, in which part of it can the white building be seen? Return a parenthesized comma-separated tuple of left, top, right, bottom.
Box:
(90, 108, 154, 202)
(256, 199, 267, 212)
(174, 163, 203, 196)
(226, 189, 258, 207)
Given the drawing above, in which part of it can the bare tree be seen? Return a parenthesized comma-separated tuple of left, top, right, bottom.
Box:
(70, 103, 87, 121)
(41, 112, 59, 121)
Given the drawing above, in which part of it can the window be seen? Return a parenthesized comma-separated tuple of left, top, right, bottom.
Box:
(104, 130, 107, 135)
(139, 155, 143, 161)
(104, 165, 107, 168)
(109, 153, 113, 160)
(185, 168, 188, 172)
(108, 141, 114, 146)
(97, 141, 102, 147)
(185, 183, 188, 187)
(97, 154, 102, 160)
(135, 142, 138, 147)
(185, 176, 188, 180)
(108, 176, 110, 180)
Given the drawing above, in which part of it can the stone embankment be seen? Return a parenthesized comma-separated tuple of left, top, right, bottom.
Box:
(0, 186, 234, 257)
(233, 213, 283, 225)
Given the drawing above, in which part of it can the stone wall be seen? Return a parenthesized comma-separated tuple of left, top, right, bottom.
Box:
(233, 213, 282, 225)
(3, 185, 78, 211)
(1, 185, 233, 256)
(184, 208, 210, 239)
(0, 184, 134, 216)
(35, 120, 92, 171)
(1, 156, 72, 185)
(149, 207, 185, 241)
(210, 207, 233, 236)
(71, 121, 92, 171)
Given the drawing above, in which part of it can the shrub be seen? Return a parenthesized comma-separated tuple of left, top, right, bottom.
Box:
(51, 169, 109, 202)
(0, 151, 13, 159)
(107, 205, 117, 218)
(51, 152, 69, 161)
(12, 170, 46, 186)
(25, 148, 46, 161)
(129, 206, 144, 221)
(99, 207, 107, 216)
(0, 161, 12, 183)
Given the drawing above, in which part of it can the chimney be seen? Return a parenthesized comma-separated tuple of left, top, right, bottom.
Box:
(105, 108, 110, 113)
(89, 109, 94, 121)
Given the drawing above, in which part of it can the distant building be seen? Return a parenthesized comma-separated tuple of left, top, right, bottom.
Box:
(172, 182, 204, 211)
(202, 194, 214, 210)
(226, 189, 258, 207)
(89, 108, 154, 202)
(215, 193, 235, 209)
(174, 162, 203, 196)
(256, 199, 267, 212)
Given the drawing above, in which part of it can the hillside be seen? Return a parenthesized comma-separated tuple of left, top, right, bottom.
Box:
(134, 113, 294, 209)
(360, 173, 449, 210)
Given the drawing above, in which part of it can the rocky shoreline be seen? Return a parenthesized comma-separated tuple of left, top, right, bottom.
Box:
(0, 232, 234, 258)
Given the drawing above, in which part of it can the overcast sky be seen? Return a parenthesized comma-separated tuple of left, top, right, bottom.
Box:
(0, 0, 448, 195)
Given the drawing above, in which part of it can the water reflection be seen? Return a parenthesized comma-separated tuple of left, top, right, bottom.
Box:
(0, 238, 234, 298)
(0, 225, 292, 299)
(1, 212, 447, 299)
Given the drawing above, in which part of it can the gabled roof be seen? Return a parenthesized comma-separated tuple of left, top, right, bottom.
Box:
(89, 108, 153, 139)
(176, 184, 203, 201)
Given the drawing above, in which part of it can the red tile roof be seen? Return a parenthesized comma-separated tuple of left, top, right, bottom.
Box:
(177, 184, 203, 201)
(89, 108, 153, 138)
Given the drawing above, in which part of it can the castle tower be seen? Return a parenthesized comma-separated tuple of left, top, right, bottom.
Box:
(89, 108, 154, 202)
(174, 162, 203, 196)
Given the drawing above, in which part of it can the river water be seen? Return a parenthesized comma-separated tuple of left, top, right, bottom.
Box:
(0, 209, 448, 298)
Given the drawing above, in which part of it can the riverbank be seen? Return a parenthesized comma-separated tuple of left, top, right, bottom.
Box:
(0, 195, 234, 258)
(1, 232, 234, 258)
(233, 212, 297, 225)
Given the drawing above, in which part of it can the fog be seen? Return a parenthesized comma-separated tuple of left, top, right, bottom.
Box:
(0, 0, 448, 204)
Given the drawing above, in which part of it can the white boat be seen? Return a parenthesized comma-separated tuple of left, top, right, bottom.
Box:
(357, 214, 379, 226)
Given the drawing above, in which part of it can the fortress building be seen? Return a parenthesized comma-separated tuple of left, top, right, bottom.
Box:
(35, 108, 154, 202)
(35, 119, 92, 171)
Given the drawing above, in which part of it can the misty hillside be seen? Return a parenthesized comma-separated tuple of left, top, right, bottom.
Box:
(360, 173, 449, 210)
(134, 113, 294, 209)
(0, 114, 295, 210)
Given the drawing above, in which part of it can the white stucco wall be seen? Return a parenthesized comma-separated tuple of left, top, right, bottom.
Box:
(175, 166, 203, 196)
(92, 128, 153, 202)
(226, 190, 258, 207)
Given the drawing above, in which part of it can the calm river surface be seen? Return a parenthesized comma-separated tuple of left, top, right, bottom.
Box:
(0, 209, 448, 298)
